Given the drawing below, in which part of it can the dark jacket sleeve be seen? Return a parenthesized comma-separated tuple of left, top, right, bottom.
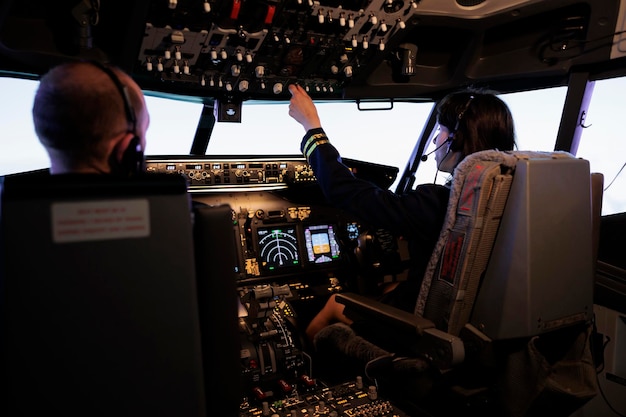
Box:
(301, 128, 449, 245)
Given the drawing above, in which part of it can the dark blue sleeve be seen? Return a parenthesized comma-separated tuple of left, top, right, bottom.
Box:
(301, 129, 449, 244)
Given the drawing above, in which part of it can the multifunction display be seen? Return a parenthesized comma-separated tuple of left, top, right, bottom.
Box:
(304, 224, 341, 264)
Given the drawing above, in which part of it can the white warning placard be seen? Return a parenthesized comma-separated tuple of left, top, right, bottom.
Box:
(52, 199, 150, 243)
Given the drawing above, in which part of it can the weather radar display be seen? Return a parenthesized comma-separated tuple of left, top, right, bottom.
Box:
(257, 226, 300, 271)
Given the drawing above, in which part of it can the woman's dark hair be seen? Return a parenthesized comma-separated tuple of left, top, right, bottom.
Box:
(436, 88, 516, 157)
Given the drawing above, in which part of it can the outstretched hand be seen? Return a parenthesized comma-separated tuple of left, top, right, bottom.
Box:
(288, 84, 322, 132)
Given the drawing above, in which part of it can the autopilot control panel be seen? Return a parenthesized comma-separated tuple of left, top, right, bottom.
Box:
(146, 155, 397, 192)
(146, 155, 317, 190)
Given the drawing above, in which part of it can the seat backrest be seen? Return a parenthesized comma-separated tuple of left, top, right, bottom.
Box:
(192, 203, 241, 416)
(0, 172, 207, 416)
(590, 172, 604, 270)
(331, 150, 598, 415)
(416, 150, 594, 340)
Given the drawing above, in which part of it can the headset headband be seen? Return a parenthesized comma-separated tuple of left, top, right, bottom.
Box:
(88, 60, 137, 133)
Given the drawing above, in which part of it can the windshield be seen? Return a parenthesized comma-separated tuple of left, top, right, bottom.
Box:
(1, 75, 624, 215)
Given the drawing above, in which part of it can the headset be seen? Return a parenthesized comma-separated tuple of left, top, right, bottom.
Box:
(421, 95, 475, 162)
(89, 60, 145, 176)
(420, 137, 452, 162)
(446, 94, 475, 152)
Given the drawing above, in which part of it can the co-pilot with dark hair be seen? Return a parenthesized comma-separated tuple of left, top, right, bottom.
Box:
(32, 61, 150, 176)
(287, 84, 517, 348)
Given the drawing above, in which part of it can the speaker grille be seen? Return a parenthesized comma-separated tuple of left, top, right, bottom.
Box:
(456, 0, 486, 6)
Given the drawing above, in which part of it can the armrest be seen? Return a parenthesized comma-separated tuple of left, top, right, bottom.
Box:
(336, 292, 464, 369)
(335, 292, 436, 335)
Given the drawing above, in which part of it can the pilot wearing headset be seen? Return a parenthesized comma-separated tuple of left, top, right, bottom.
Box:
(287, 83, 517, 347)
(32, 61, 149, 176)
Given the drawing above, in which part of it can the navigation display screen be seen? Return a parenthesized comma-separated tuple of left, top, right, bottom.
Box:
(304, 224, 340, 264)
(257, 226, 300, 271)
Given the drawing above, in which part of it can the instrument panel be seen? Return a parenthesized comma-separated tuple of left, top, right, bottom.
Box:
(134, 0, 423, 100)
(1, 0, 620, 102)
(147, 155, 409, 413)
(146, 155, 397, 285)
(197, 183, 361, 285)
(130, 0, 621, 101)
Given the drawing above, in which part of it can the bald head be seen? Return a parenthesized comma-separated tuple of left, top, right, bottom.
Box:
(32, 61, 148, 174)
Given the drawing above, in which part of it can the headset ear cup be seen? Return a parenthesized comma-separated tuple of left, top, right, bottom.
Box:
(89, 61, 143, 175)
(109, 136, 144, 176)
(120, 136, 145, 175)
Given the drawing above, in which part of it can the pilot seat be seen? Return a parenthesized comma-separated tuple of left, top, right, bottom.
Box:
(311, 150, 601, 417)
(0, 171, 239, 417)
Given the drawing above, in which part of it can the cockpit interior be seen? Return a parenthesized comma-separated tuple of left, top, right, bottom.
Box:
(1, 1, 626, 416)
